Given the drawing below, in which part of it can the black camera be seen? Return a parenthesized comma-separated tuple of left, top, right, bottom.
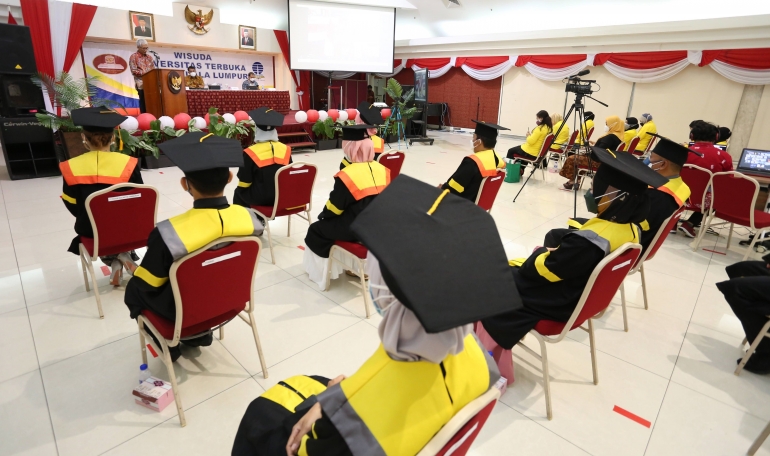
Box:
(565, 79, 595, 95)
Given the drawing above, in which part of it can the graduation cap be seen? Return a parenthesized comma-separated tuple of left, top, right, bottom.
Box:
(341, 124, 375, 141)
(357, 101, 384, 126)
(157, 132, 243, 173)
(70, 107, 126, 132)
(248, 107, 284, 131)
(591, 146, 667, 194)
(472, 120, 509, 140)
(351, 175, 522, 333)
(648, 133, 702, 167)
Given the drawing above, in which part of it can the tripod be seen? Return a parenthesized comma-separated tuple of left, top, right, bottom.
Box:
(383, 104, 408, 150)
(512, 91, 607, 218)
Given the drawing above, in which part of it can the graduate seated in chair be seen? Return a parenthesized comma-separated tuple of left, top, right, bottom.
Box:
(304, 125, 391, 289)
(640, 135, 697, 251)
(480, 147, 666, 350)
(233, 107, 292, 217)
(60, 107, 144, 286)
(233, 176, 518, 456)
(124, 133, 263, 362)
(441, 120, 507, 202)
(339, 102, 385, 170)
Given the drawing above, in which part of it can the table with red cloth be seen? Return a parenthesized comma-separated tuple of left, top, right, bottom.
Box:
(186, 90, 291, 117)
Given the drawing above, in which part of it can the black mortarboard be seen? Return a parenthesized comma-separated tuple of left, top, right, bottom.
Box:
(248, 107, 284, 131)
(472, 120, 510, 140)
(648, 133, 701, 167)
(351, 175, 522, 333)
(591, 146, 667, 194)
(71, 107, 126, 131)
(357, 101, 384, 126)
(157, 132, 243, 173)
(341, 124, 375, 141)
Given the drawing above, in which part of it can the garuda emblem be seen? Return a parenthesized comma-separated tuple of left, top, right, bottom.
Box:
(184, 6, 213, 35)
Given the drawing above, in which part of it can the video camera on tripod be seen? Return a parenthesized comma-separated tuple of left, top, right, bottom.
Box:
(565, 69, 598, 96)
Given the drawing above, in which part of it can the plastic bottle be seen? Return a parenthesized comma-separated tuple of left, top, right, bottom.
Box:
(550, 159, 559, 173)
(139, 364, 151, 384)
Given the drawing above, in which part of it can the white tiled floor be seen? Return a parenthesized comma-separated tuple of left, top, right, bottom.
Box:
(1, 131, 769, 455)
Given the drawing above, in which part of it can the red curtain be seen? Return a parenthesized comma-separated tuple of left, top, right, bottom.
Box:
(516, 54, 586, 69)
(455, 56, 510, 69)
(63, 3, 97, 72)
(273, 30, 310, 110)
(594, 51, 687, 68)
(19, 0, 54, 77)
(407, 58, 452, 70)
(700, 48, 770, 69)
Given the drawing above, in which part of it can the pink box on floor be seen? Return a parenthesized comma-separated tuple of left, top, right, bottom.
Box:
(133, 376, 174, 412)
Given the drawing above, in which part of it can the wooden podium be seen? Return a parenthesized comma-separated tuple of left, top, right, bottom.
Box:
(142, 69, 188, 118)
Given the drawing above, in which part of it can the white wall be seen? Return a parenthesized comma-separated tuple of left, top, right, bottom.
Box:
(748, 87, 770, 150)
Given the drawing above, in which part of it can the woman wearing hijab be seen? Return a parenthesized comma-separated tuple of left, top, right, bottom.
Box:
(234, 176, 514, 456)
(339, 103, 385, 169)
(624, 117, 639, 149)
(635, 113, 657, 153)
(507, 110, 553, 175)
(550, 113, 570, 153)
(303, 125, 390, 289)
(480, 147, 666, 350)
(575, 111, 596, 146)
(559, 115, 624, 190)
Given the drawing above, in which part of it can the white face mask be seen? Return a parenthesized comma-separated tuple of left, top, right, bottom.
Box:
(189, 72, 196, 77)
(604, 125, 610, 132)
(471, 138, 479, 148)
(648, 159, 664, 171)
(250, 77, 256, 82)
(368, 282, 396, 317)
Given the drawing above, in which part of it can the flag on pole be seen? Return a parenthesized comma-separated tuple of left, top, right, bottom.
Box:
(7, 6, 17, 25)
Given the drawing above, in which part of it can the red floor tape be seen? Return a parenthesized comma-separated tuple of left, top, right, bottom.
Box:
(702, 248, 727, 255)
(613, 405, 651, 428)
(146, 344, 158, 358)
(100, 265, 110, 276)
(297, 245, 305, 250)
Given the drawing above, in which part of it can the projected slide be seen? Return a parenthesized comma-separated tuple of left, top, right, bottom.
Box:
(289, 0, 395, 73)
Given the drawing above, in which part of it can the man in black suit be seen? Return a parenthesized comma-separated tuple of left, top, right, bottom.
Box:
(134, 18, 152, 38)
(241, 29, 254, 47)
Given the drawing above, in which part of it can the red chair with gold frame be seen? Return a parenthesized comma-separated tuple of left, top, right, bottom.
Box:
(377, 151, 406, 179)
(475, 170, 505, 214)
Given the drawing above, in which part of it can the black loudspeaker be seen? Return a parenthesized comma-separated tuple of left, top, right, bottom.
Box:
(0, 117, 59, 180)
(0, 75, 46, 117)
(0, 24, 38, 75)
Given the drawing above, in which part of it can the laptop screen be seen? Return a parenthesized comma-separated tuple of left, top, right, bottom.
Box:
(738, 148, 770, 175)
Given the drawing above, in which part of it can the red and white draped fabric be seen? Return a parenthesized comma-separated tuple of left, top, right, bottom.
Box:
(409, 57, 456, 78)
(374, 59, 406, 78)
(518, 54, 594, 82)
(456, 56, 517, 81)
(593, 51, 699, 83)
(700, 49, 770, 85)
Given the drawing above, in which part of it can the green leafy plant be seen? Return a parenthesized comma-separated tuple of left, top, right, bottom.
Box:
(206, 107, 254, 139)
(114, 120, 187, 159)
(382, 78, 417, 138)
(333, 119, 355, 136)
(312, 118, 336, 140)
(32, 71, 124, 132)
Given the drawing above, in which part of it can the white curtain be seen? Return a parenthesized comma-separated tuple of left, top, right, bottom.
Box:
(374, 60, 406, 78)
(523, 56, 593, 82)
(602, 59, 691, 83)
(708, 61, 770, 85)
(48, 0, 73, 75)
(459, 56, 517, 81)
(412, 57, 456, 79)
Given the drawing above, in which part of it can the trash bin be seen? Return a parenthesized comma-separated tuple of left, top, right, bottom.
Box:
(505, 161, 521, 183)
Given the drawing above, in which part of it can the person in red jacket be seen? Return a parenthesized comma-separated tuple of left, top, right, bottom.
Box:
(678, 121, 733, 237)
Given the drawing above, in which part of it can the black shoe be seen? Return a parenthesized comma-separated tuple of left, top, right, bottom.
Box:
(182, 332, 214, 348)
(738, 353, 770, 374)
(130, 250, 140, 262)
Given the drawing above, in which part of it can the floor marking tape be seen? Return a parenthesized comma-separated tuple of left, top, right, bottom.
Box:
(613, 405, 651, 428)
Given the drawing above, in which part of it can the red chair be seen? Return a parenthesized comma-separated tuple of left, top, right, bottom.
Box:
(416, 387, 501, 456)
(548, 130, 578, 167)
(627, 136, 642, 157)
(516, 243, 642, 420)
(681, 164, 714, 251)
(377, 151, 405, 179)
(516, 133, 554, 180)
(619, 208, 684, 331)
(325, 241, 371, 318)
(635, 135, 655, 157)
(252, 163, 318, 264)
(475, 170, 505, 214)
(137, 236, 268, 427)
(80, 184, 159, 318)
(617, 142, 626, 152)
(703, 172, 770, 260)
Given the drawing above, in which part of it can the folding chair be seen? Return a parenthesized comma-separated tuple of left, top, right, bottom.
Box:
(325, 241, 372, 318)
(475, 170, 505, 214)
(681, 164, 714, 251)
(634, 135, 655, 158)
(516, 133, 554, 180)
(701, 172, 770, 260)
(548, 130, 578, 168)
(136, 236, 268, 427)
(619, 208, 684, 331)
(252, 163, 318, 264)
(617, 142, 627, 152)
(626, 137, 641, 157)
(736, 316, 770, 376)
(516, 243, 642, 420)
(416, 387, 500, 456)
(377, 151, 405, 179)
(80, 184, 159, 318)
(749, 417, 770, 455)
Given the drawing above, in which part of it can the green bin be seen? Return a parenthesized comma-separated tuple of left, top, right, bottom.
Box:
(505, 162, 521, 183)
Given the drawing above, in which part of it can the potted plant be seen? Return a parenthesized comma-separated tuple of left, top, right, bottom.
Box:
(114, 120, 186, 169)
(33, 71, 123, 160)
(382, 78, 416, 143)
(201, 107, 255, 148)
(312, 117, 338, 150)
(333, 119, 355, 148)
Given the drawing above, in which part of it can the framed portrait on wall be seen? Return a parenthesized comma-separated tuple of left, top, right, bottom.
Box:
(239, 26, 256, 50)
(130, 11, 155, 42)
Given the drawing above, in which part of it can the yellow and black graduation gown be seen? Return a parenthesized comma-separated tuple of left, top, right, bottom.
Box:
(338, 135, 386, 170)
(60, 151, 142, 254)
(234, 141, 292, 208)
(124, 197, 263, 320)
(441, 149, 504, 203)
(305, 162, 390, 258)
(640, 176, 690, 251)
(232, 333, 499, 456)
(482, 218, 641, 349)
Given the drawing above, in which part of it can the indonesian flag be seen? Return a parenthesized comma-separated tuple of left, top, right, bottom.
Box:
(7, 6, 16, 25)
